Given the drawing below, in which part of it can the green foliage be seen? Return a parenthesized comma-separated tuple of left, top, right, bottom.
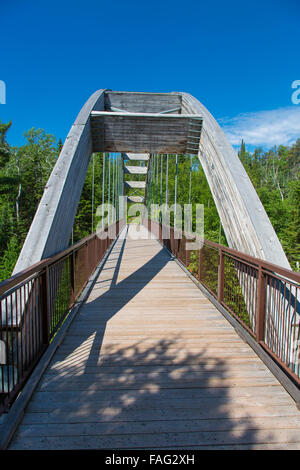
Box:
(237, 139, 300, 270)
(0, 122, 59, 279)
(0, 236, 21, 281)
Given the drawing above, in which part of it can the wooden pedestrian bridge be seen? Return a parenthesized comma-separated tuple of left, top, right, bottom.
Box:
(0, 90, 299, 450)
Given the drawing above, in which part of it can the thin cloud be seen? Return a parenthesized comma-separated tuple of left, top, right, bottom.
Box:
(218, 107, 300, 148)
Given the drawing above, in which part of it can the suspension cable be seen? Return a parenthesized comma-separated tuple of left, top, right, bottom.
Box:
(113, 153, 115, 221)
(91, 153, 95, 233)
(156, 153, 159, 220)
(165, 154, 169, 222)
(115, 153, 118, 220)
(152, 154, 156, 213)
(102, 153, 106, 228)
(108, 153, 111, 224)
(189, 154, 192, 205)
(116, 154, 119, 221)
(174, 154, 178, 228)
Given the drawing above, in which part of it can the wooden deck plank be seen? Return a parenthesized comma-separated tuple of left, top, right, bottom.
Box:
(8, 427, 300, 450)
(8, 224, 300, 450)
(13, 416, 300, 439)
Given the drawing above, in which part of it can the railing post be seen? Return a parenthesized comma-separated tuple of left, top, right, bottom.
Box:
(70, 251, 76, 305)
(170, 227, 174, 254)
(84, 241, 89, 281)
(198, 246, 203, 282)
(256, 264, 266, 342)
(175, 233, 179, 258)
(41, 266, 50, 345)
(217, 248, 224, 303)
(175, 231, 179, 259)
(185, 236, 190, 267)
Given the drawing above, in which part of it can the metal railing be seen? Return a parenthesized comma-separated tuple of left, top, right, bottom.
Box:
(143, 218, 300, 386)
(0, 220, 125, 414)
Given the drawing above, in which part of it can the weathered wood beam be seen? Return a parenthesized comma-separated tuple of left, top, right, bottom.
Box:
(125, 153, 150, 161)
(127, 196, 145, 203)
(13, 90, 107, 274)
(104, 91, 182, 114)
(90, 112, 202, 154)
(125, 181, 146, 189)
(124, 166, 147, 175)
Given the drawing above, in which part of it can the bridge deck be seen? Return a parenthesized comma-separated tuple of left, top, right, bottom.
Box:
(9, 225, 300, 449)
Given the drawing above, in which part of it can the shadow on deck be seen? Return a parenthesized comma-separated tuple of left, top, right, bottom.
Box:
(8, 226, 300, 450)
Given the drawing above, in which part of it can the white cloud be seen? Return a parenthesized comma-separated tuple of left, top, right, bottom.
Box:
(218, 106, 300, 148)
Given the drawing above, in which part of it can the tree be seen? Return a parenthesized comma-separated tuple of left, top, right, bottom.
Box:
(0, 124, 59, 279)
(0, 236, 20, 282)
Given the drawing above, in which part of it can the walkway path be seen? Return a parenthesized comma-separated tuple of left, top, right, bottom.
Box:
(9, 225, 300, 449)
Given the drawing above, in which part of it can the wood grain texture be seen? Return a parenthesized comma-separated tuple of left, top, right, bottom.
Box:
(8, 225, 300, 450)
(13, 89, 107, 273)
(125, 180, 146, 189)
(104, 91, 181, 114)
(125, 153, 150, 161)
(90, 112, 202, 154)
(124, 165, 147, 175)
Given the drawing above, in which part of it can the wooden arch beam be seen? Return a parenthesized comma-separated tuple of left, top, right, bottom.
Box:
(13, 89, 107, 274)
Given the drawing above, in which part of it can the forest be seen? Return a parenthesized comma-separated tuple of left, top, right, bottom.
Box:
(0, 119, 299, 281)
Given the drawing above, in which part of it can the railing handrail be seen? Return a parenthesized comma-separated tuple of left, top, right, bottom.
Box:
(0, 224, 121, 297)
(144, 218, 300, 283)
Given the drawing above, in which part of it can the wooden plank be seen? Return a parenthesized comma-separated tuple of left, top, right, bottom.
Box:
(28, 385, 290, 405)
(125, 181, 146, 189)
(125, 153, 150, 161)
(124, 165, 147, 175)
(127, 196, 144, 203)
(26, 390, 293, 412)
(19, 403, 299, 424)
(9, 427, 300, 450)
(104, 91, 182, 114)
(90, 111, 202, 153)
(13, 415, 300, 440)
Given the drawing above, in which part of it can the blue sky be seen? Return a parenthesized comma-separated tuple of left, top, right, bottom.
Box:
(1, 0, 300, 150)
